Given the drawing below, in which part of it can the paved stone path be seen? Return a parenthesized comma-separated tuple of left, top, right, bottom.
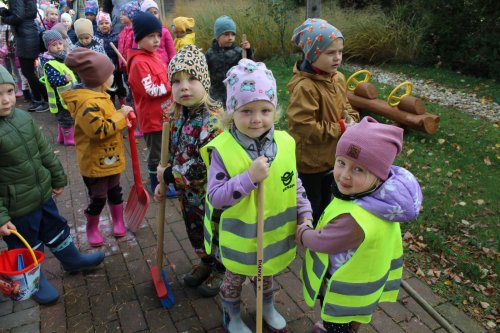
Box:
(0, 101, 486, 332)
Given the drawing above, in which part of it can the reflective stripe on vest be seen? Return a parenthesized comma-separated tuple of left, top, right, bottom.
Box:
(301, 199, 403, 324)
(42, 60, 76, 114)
(201, 130, 298, 276)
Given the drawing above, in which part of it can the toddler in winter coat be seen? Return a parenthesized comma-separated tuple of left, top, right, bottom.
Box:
(205, 15, 253, 103)
(117, 1, 140, 72)
(171, 16, 195, 52)
(201, 59, 313, 332)
(287, 18, 359, 224)
(43, 6, 59, 30)
(61, 48, 133, 247)
(74, 18, 105, 54)
(296, 117, 423, 333)
(0, 65, 105, 305)
(127, 12, 171, 192)
(84, 0, 99, 34)
(139, 0, 176, 69)
(155, 45, 224, 297)
(39, 29, 76, 145)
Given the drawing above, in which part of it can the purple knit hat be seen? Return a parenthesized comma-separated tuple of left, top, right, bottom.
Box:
(336, 117, 403, 180)
(224, 59, 277, 114)
(121, 1, 141, 19)
(292, 18, 344, 63)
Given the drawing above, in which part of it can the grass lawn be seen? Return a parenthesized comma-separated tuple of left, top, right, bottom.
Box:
(266, 57, 499, 329)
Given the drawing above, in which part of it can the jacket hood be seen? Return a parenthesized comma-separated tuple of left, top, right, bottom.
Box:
(287, 61, 332, 93)
(355, 166, 423, 223)
(126, 48, 153, 71)
(60, 87, 110, 117)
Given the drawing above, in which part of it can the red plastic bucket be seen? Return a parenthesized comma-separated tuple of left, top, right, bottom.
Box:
(0, 230, 44, 301)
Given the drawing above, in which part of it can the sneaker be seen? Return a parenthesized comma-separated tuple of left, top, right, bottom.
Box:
(27, 101, 40, 112)
(34, 101, 49, 113)
(197, 269, 225, 297)
(183, 262, 212, 287)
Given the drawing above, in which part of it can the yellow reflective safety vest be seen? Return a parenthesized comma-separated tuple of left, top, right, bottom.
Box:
(40, 60, 76, 114)
(301, 199, 403, 324)
(201, 130, 298, 276)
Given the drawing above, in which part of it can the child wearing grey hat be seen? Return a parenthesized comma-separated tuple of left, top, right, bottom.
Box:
(287, 18, 360, 224)
(205, 15, 253, 103)
(39, 29, 77, 145)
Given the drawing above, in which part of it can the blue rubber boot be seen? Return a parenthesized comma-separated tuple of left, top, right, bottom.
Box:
(32, 272, 59, 305)
(50, 235, 105, 273)
(148, 166, 159, 194)
(221, 299, 252, 333)
(263, 292, 288, 332)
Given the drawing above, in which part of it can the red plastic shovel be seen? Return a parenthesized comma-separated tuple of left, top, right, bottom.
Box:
(125, 112, 150, 232)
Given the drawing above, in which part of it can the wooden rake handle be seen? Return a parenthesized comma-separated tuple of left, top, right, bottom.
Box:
(156, 122, 170, 281)
(110, 42, 127, 66)
(241, 34, 248, 59)
(256, 182, 264, 333)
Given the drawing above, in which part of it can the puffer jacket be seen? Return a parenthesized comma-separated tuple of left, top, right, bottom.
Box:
(0, 109, 67, 226)
(287, 61, 359, 173)
(3, 0, 39, 59)
(61, 87, 127, 178)
(205, 39, 253, 103)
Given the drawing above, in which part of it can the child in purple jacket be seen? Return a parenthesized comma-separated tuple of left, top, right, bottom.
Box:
(296, 117, 423, 333)
(201, 59, 313, 333)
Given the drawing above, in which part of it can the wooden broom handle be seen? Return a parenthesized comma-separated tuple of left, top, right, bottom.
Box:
(241, 34, 248, 59)
(256, 182, 264, 333)
(156, 122, 170, 281)
(110, 42, 127, 65)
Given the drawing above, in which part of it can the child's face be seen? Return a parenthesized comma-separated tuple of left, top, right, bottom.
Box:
(233, 100, 275, 139)
(138, 32, 161, 53)
(85, 13, 96, 22)
(333, 156, 379, 195)
(98, 20, 111, 34)
(171, 72, 206, 108)
(0, 83, 16, 117)
(147, 7, 160, 19)
(47, 9, 59, 23)
(312, 38, 344, 74)
(48, 41, 65, 54)
(217, 32, 236, 48)
(61, 18, 72, 29)
(120, 12, 131, 25)
(78, 34, 92, 46)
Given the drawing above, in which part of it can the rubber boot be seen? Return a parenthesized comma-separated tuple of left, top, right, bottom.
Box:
(32, 271, 59, 305)
(85, 213, 103, 247)
(50, 235, 105, 273)
(62, 127, 75, 146)
(108, 203, 126, 237)
(263, 293, 288, 332)
(148, 167, 159, 194)
(15, 80, 23, 97)
(56, 125, 64, 144)
(221, 299, 252, 333)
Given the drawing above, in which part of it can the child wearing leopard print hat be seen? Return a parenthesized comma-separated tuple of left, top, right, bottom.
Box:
(199, 58, 313, 333)
(154, 44, 224, 297)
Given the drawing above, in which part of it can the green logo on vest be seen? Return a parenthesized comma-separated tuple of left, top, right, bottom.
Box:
(281, 171, 295, 192)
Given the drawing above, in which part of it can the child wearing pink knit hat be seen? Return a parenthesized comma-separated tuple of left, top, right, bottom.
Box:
(200, 59, 313, 333)
(297, 116, 423, 333)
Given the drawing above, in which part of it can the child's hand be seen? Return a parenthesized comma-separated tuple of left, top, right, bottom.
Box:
(119, 105, 133, 117)
(52, 187, 64, 197)
(0, 222, 16, 237)
(153, 184, 164, 202)
(248, 156, 269, 184)
(241, 40, 251, 50)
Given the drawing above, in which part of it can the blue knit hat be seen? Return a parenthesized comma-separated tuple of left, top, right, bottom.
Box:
(133, 12, 162, 43)
(214, 15, 236, 39)
(292, 18, 344, 63)
(84, 0, 98, 16)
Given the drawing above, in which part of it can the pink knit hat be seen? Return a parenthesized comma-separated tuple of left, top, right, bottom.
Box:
(336, 117, 403, 180)
(96, 11, 111, 26)
(224, 59, 277, 114)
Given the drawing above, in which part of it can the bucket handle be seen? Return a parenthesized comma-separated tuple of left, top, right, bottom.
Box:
(7, 230, 39, 266)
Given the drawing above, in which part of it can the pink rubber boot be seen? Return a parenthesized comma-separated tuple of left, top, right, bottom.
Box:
(108, 203, 126, 237)
(63, 127, 75, 146)
(85, 213, 103, 247)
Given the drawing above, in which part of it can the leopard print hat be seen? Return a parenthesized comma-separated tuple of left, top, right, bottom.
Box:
(223, 59, 277, 114)
(168, 45, 211, 93)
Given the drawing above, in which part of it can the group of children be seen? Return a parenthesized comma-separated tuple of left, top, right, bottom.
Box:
(0, 4, 424, 332)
